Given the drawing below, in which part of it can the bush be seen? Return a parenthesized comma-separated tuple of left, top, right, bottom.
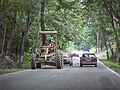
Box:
(22, 53, 31, 69)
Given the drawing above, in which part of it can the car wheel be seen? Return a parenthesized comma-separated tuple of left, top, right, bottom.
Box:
(69, 63, 73, 66)
(31, 59, 36, 69)
(80, 63, 82, 67)
(36, 62, 41, 68)
(95, 64, 97, 67)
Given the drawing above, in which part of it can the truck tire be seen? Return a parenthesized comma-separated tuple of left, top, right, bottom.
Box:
(80, 63, 82, 67)
(95, 64, 97, 67)
(56, 53, 61, 69)
(60, 53, 64, 68)
(31, 58, 36, 69)
(36, 62, 41, 68)
(69, 63, 73, 66)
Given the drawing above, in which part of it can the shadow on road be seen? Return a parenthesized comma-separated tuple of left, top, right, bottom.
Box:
(40, 66, 57, 69)
(80, 65, 97, 67)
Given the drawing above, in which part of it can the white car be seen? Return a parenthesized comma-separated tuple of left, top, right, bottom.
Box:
(63, 53, 72, 64)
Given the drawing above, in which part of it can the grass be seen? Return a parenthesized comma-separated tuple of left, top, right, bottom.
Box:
(0, 61, 31, 75)
(0, 69, 22, 75)
(98, 55, 107, 60)
(21, 62, 31, 69)
(99, 52, 120, 73)
(103, 61, 120, 73)
(102, 60, 120, 68)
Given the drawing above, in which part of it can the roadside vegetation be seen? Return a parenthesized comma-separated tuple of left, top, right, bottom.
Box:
(1, 0, 120, 72)
(0, 69, 22, 75)
(99, 51, 120, 74)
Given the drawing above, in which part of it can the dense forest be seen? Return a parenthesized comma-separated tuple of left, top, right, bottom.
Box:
(0, 0, 120, 68)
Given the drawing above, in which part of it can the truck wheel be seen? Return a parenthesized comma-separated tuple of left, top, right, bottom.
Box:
(60, 53, 64, 68)
(36, 62, 41, 68)
(31, 58, 36, 69)
(69, 63, 73, 66)
(56, 53, 61, 69)
(95, 64, 97, 67)
(56, 60, 61, 69)
(80, 63, 82, 67)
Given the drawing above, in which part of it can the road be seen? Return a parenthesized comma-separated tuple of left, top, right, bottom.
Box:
(0, 57, 120, 90)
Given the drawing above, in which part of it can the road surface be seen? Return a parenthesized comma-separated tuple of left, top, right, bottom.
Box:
(0, 57, 120, 90)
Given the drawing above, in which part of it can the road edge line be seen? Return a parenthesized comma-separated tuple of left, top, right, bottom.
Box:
(98, 60, 120, 78)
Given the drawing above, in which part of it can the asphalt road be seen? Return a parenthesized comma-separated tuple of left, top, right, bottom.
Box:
(0, 58, 120, 90)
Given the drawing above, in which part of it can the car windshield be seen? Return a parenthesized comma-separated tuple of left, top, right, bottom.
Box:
(63, 53, 70, 57)
(82, 53, 95, 58)
(89, 54, 95, 58)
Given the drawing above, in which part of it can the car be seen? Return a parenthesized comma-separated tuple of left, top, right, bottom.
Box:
(63, 53, 72, 64)
(71, 53, 79, 57)
(80, 53, 97, 67)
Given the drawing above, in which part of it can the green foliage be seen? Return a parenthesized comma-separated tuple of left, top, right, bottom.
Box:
(103, 61, 120, 69)
(1, 0, 120, 69)
(21, 62, 31, 69)
(22, 53, 30, 64)
(0, 69, 22, 75)
(21, 53, 31, 69)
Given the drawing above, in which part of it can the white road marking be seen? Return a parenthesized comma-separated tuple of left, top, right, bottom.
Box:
(99, 60, 120, 78)
(50, 75, 57, 80)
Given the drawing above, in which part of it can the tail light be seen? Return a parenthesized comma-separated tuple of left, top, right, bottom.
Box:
(80, 57, 86, 62)
(92, 58, 97, 61)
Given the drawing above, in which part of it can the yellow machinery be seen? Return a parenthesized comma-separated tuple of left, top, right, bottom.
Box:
(31, 31, 63, 69)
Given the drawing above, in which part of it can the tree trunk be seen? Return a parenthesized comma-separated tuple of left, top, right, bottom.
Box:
(103, 31, 109, 59)
(102, 0, 120, 63)
(101, 19, 109, 59)
(100, 32, 103, 51)
(5, 13, 16, 56)
(111, 11, 120, 63)
(17, 11, 33, 65)
(102, 0, 120, 23)
(108, 39, 113, 55)
(113, 29, 120, 63)
(1, 28, 6, 55)
(96, 31, 99, 53)
(15, 12, 24, 57)
(0, 4, 5, 56)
